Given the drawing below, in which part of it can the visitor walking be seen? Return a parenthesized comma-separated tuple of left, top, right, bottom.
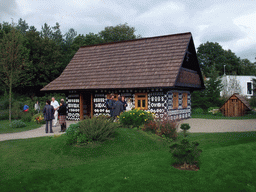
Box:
(43, 100, 54, 133)
(34, 101, 40, 113)
(106, 94, 115, 117)
(51, 97, 59, 127)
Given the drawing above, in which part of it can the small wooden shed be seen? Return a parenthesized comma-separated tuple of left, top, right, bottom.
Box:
(220, 93, 251, 117)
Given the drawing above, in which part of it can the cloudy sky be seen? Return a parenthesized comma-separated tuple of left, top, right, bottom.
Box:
(1, 0, 256, 62)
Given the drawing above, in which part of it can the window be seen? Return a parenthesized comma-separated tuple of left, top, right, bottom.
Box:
(247, 82, 252, 95)
(107, 93, 118, 101)
(173, 92, 179, 109)
(135, 93, 148, 110)
(182, 93, 188, 108)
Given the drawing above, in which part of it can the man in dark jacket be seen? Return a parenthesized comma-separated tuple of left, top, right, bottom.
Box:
(107, 94, 115, 117)
(43, 100, 54, 133)
(113, 96, 124, 118)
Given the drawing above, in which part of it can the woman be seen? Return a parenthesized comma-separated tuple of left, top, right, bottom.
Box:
(43, 100, 54, 133)
(58, 100, 67, 132)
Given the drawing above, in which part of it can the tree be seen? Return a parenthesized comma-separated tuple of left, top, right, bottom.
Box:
(197, 42, 242, 77)
(221, 76, 242, 98)
(99, 23, 140, 43)
(0, 27, 30, 122)
(16, 18, 29, 35)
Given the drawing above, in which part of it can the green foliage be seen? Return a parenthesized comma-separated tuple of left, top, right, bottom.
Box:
(192, 76, 223, 110)
(192, 108, 204, 114)
(99, 23, 139, 43)
(79, 116, 117, 143)
(65, 123, 81, 145)
(119, 109, 154, 127)
(0, 110, 9, 120)
(21, 112, 32, 122)
(170, 139, 202, 165)
(9, 120, 26, 128)
(143, 119, 178, 140)
(180, 123, 191, 137)
(249, 96, 256, 108)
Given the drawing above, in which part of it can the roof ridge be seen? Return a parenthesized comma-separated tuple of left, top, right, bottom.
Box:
(80, 32, 192, 48)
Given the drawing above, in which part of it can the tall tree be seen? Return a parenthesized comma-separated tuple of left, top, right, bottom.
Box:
(99, 23, 140, 43)
(0, 27, 30, 122)
(16, 18, 29, 35)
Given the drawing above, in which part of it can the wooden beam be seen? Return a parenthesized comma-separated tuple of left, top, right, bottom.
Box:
(80, 93, 83, 120)
(91, 93, 93, 118)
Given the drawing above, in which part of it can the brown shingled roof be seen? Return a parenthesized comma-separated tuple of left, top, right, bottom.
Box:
(41, 32, 199, 91)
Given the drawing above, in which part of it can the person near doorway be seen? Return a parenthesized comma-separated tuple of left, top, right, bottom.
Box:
(106, 94, 115, 117)
(121, 96, 127, 111)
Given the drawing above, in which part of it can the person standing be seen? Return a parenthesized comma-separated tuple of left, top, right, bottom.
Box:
(43, 100, 54, 133)
(34, 101, 40, 113)
(121, 96, 127, 111)
(106, 94, 115, 117)
(58, 100, 67, 132)
(113, 96, 124, 118)
(51, 97, 59, 127)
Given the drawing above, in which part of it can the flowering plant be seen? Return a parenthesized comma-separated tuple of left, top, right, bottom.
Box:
(119, 109, 154, 128)
(32, 113, 45, 124)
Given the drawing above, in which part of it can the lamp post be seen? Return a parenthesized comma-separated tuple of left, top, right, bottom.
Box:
(224, 65, 226, 75)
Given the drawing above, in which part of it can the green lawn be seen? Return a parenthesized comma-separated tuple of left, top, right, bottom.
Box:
(191, 112, 256, 119)
(0, 128, 256, 192)
(0, 120, 42, 134)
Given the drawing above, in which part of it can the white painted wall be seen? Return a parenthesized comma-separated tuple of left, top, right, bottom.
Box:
(220, 75, 255, 98)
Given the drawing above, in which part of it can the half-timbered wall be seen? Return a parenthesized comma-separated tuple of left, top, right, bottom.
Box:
(66, 89, 191, 121)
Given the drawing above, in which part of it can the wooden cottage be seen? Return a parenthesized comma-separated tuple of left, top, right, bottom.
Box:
(41, 32, 205, 120)
(220, 93, 252, 117)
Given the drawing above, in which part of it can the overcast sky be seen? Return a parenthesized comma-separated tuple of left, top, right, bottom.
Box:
(1, 0, 256, 62)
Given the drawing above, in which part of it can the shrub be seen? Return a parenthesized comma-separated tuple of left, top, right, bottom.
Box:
(65, 123, 81, 145)
(192, 108, 204, 114)
(170, 139, 202, 165)
(0, 99, 9, 110)
(79, 116, 117, 143)
(32, 113, 45, 124)
(143, 119, 178, 140)
(180, 123, 191, 137)
(20, 112, 32, 122)
(9, 120, 26, 128)
(119, 109, 154, 128)
(0, 110, 9, 120)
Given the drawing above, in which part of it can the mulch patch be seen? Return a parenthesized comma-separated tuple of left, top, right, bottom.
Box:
(172, 163, 200, 171)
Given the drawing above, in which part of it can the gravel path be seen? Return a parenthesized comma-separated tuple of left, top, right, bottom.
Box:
(0, 121, 77, 142)
(178, 118, 256, 133)
(0, 119, 255, 142)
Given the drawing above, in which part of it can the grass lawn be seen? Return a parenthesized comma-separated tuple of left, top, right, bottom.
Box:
(0, 120, 42, 134)
(191, 112, 256, 119)
(0, 128, 256, 192)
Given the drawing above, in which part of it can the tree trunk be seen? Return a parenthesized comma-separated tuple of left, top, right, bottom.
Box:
(9, 72, 12, 123)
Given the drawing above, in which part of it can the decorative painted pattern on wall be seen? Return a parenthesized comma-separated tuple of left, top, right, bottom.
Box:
(66, 91, 80, 120)
(167, 90, 191, 120)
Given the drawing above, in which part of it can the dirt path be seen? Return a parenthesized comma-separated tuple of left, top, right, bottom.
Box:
(0, 121, 77, 142)
(178, 118, 256, 133)
(1, 119, 255, 142)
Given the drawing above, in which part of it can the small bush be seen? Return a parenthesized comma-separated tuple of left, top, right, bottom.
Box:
(79, 116, 117, 143)
(119, 109, 154, 128)
(21, 112, 32, 122)
(143, 119, 177, 140)
(65, 123, 81, 145)
(180, 123, 191, 137)
(0, 99, 9, 110)
(0, 110, 9, 120)
(9, 120, 26, 128)
(170, 139, 202, 165)
(192, 108, 204, 114)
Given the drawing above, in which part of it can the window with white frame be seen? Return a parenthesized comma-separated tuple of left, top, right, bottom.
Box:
(247, 82, 253, 95)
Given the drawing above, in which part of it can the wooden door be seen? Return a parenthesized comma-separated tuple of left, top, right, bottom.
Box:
(80, 92, 93, 119)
